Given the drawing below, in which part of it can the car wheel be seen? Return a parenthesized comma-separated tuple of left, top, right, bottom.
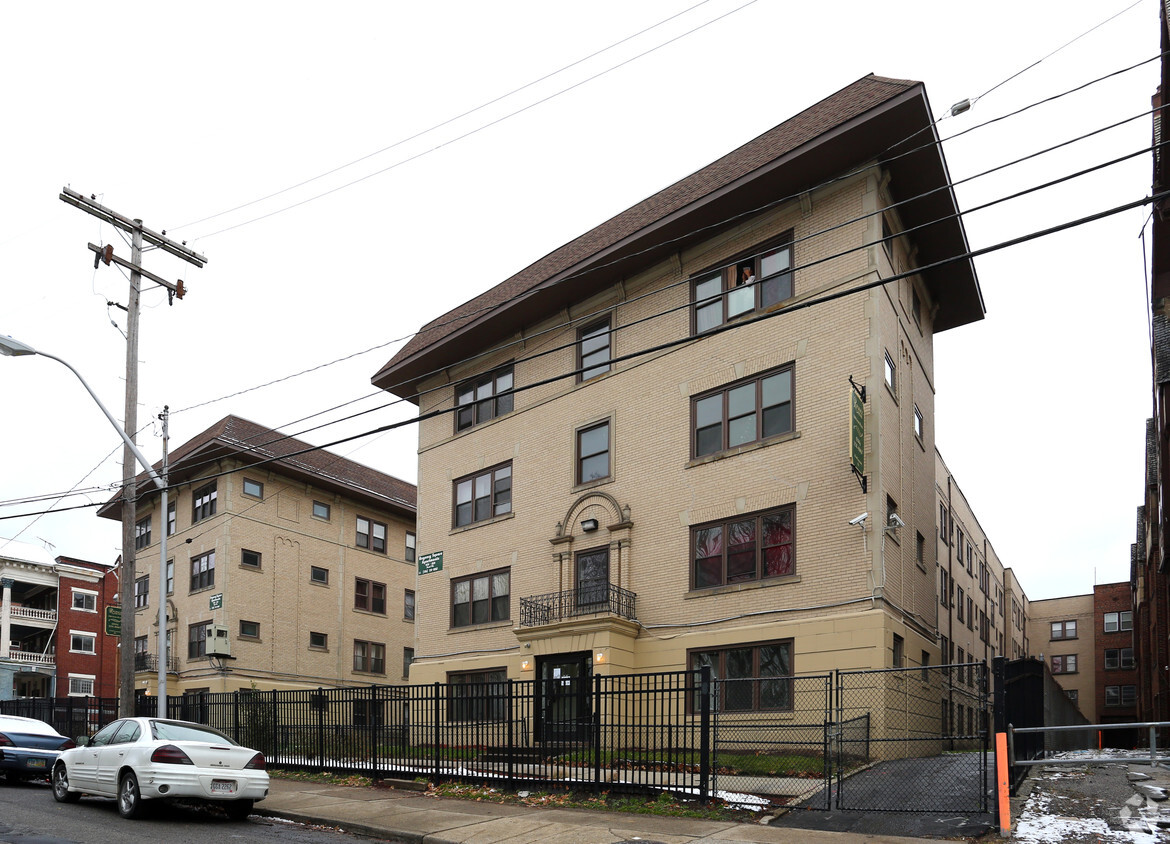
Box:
(51, 764, 79, 803)
(117, 771, 145, 819)
(223, 799, 254, 821)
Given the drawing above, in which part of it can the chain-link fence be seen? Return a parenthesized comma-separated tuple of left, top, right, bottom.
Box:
(834, 662, 989, 813)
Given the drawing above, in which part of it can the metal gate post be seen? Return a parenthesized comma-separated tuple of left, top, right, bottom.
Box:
(833, 668, 842, 809)
(699, 665, 710, 803)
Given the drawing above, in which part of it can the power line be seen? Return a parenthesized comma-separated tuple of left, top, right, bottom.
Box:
(167, 53, 1160, 429)
(189, 0, 761, 241)
(172, 0, 722, 232)
(16, 52, 1156, 517)
(128, 116, 1167, 489)
(86, 186, 1162, 516)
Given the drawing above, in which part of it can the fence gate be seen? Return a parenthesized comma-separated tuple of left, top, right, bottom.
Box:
(834, 662, 989, 813)
(709, 673, 834, 810)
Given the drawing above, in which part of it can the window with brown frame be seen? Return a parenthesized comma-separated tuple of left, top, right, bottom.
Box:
(453, 463, 512, 527)
(188, 621, 210, 659)
(135, 515, 151, 550)
(1050, 620, 1077, 640)
(691, 506, 794, 589)
(692, 238, 793, 333)
(451, 569, 510, 627)
(690, 639, 793, 712)
(354, 578, 386, 614)
(353, 640, 385, 674)
(356, 516, 387, 553)
(1051, 654, 1077, 674)
(242, 478, 263, 499)
(192, 481, 217, 523)
(189, 551, 215, 592)
(692, 366, 793, 458)
(577, 421, 610, 484)
(404, 589, 415, 620)
(405, 532, 416, 562)
(448, 669, 507, 721)
(455, 365, 514, 432)
(578, 318, 611, 381)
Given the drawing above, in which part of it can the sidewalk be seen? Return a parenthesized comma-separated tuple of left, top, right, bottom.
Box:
(256, 777, 947, 844)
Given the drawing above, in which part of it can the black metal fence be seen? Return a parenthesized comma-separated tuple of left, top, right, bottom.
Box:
(2, 663, 992, 813)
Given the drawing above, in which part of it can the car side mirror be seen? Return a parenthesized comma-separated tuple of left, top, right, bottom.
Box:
(75, 736, 89, 747)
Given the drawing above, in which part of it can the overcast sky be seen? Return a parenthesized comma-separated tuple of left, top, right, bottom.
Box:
(0, 1, 1155, 601)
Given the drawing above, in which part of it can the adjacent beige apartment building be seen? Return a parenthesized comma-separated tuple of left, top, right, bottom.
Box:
(373, 76, 986, 717)
(1026, 594, 1095, 720)
(99, 415, 417, 695)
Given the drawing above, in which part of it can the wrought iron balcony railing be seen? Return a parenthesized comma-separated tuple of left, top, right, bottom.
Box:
(133, 652, 180, 673)
(518, 583, 636, 628)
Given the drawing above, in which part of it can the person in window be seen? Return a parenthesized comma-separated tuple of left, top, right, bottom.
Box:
(738, 265, 755, 286)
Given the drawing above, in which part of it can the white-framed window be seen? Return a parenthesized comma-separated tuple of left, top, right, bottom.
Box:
(71, 589, 97, 613)
(1104, 611, 1133, 633)
(70, 631, 96, 654)
(68, 674, 95, 697)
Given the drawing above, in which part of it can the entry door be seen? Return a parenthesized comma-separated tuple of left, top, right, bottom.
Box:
(538, 652, 592, 744)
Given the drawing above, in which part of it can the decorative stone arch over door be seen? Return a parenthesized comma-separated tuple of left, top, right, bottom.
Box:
(550, 491, 632, 594)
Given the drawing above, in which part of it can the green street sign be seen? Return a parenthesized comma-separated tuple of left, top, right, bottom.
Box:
(850, 388, 865, 475)
(418, 551, 443, 575)
(209, 593, 223, 610)
(104, 604, 121, 637)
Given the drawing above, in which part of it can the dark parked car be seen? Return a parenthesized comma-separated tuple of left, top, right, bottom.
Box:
(0, 715, 75, 782)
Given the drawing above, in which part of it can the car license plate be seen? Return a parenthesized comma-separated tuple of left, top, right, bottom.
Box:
(210, 779, 237, 794)
(26, 758, 46, 769)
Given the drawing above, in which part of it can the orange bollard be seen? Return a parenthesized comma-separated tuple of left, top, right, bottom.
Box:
(996, 732, 1011, 836)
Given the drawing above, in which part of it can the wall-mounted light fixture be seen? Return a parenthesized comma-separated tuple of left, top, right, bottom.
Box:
(595, 651, 606, 664)
(581, 518, 599, 532)
(521, 659, 532, 672)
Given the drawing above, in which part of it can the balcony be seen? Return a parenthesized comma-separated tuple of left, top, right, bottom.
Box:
(8, 606, 56, 624)
(134, 652, 180, 673)
(5, 649, 54, 665)
(519, 583, 636, 628)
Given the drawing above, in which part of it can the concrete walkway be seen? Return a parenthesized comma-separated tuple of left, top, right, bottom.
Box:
(257, 777, 948, 844)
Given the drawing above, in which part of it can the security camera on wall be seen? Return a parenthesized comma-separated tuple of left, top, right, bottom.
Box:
(849, 513, 869, 526)
(888, 512, 905, 528)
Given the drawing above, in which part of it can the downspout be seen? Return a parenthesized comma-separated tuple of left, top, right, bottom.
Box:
(947, 475, 955, 742)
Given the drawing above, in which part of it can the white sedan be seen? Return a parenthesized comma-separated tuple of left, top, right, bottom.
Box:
(51, 717, 268, 820)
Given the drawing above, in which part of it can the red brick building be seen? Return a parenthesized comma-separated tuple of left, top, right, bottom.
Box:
(1095, 582, 1138, 735)
(54, 556, 119, 698)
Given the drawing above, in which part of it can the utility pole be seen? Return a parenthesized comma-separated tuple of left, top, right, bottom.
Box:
(59, 188, 206, 716)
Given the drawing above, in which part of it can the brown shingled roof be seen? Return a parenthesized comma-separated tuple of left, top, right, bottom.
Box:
(372, 74, 981, 400)
(97, 414, 416, 522)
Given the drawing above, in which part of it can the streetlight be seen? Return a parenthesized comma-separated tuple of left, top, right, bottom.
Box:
(0, 334, 171, 716)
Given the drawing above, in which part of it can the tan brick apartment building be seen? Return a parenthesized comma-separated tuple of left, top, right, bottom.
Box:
(935, 449, 1026, 676)
(1027, 594, 1095, 720)
(98, 415, 417, 695)
(373, 74, 987, 720)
